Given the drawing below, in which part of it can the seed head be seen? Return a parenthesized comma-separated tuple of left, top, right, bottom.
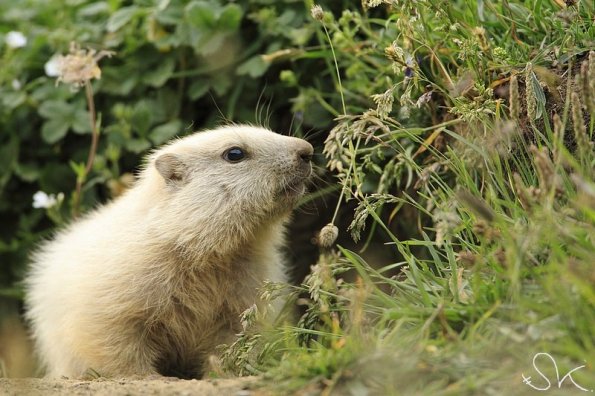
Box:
(571, 91, 590, 156)
(311, 5, 324, 21)
(458, 250, 477, 268)
(529, 145, 556, 194)
(579, 61, 592, 114)
(552, 113, 564, 162)
(472, 27, 489, 52)
(53, 42, 114, 87)
(371, 88, 395, 119)
(525, 64, 537, 122)
(513, 172, 532, 210)
(318, 223, 339, 248)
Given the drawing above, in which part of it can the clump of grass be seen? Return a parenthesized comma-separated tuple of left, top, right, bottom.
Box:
(222, 1, 594, 394)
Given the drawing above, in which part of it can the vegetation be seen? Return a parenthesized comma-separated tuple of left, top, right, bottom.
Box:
(1, 0, 594, 394)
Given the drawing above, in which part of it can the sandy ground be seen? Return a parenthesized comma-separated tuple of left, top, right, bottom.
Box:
(0, 376, 265, 396)
(0, 312, 271, 396)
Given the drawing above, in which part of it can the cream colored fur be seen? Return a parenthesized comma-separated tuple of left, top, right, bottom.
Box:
(25, 125, 313, 379)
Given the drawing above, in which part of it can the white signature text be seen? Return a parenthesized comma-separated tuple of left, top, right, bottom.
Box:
(522, 352, 591, 392)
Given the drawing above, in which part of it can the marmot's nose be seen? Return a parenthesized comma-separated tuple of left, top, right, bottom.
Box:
(296, 142, 314, 163)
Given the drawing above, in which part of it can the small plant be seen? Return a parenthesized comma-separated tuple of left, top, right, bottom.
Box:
(46, 42, 113, 217)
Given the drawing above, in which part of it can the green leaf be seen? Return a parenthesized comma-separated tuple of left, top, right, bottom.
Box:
(529, 71, 546, 120)
(101, 65, 139, 95)
(107, 6, 140, 33)
(38, 100, 72, 119)
(125, 138, 151, 153)
(14, 163, 40, 182)
(149, 119, 182, 145)
(188, 80, 211, 100)
(72, 108, 92, 134)
(236, 56, 269, 78)
(143, 57, 176, 88)
(41, 119, 70, 144)
(194, 31, 227, 56)
(155, 3, 184, 25)
(188, 79, 210, 100)
(130, 101, 153, 137)
(219, 4, 243, 31)
(477, 0, 485, 22)
(69, 160, 87, 181)
(1, 91, 27, 111)
(186, 1, 217, 29)
(78, 2, 110, 17)
(211, 74, 232, 96)
(0, 138, 18, 191)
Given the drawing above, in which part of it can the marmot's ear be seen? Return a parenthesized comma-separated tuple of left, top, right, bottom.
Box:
(155, 153, 187, 186)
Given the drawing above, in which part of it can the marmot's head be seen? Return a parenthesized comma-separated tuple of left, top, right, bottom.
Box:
(146, 125, 313, 252)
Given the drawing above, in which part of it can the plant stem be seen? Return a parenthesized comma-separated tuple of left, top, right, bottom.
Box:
(72, 81, 99, 217)
(322, 24, 346, 116)
(320, 19, 353, 225)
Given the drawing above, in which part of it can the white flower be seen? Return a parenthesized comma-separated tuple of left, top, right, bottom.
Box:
(32, 191, 63, 209)
(5, 31, 27, 48)
(44, 55, 62, 77)
(11, 79, 21, 90)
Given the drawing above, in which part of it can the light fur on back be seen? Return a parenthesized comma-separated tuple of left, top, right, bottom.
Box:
(25, 125, 313, 379)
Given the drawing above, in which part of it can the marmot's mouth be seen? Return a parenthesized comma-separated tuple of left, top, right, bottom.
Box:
(279, 171, 310, 198)
(281, 179, 306, 197)
(277, 164, 311, 200)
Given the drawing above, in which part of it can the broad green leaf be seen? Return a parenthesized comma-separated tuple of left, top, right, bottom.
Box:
(130, 101, 153, 137)
(188, 79, 210, 100)
(1, 91, 27, 111)
(77, 2, 109, 17)
(41, 118, 69, 144)
(186, 1, 216, 30)
(149, 119, 182, 145)
(107, 6, 139, 33)
(236, 56, 269, 78)
(38, 100, 71, 119)
(39, 162, 73, 192)
(0, 138, 18, 191)
(72, 108, 92, 134)
(219, 4, 243, 31)
(125, 138, 151, 153)
(211, 74, 232, 96)
(195, 31, 227, 56)
(143, 57, 176, 88)
(155, 4, 184, 25)
(14, 163, 40, 182)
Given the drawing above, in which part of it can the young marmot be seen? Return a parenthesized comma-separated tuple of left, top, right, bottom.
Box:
(25, 125, 313, 379)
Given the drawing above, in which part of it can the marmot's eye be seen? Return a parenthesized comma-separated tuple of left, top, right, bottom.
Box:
(223, 147, 246, 163)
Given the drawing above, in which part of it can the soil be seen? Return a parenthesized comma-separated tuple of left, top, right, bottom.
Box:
(0, 376, 267, 396)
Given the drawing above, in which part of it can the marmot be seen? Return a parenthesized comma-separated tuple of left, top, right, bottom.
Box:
(25, 125, 313, 379)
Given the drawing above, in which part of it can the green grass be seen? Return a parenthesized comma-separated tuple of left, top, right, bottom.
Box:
(221, 0, 595, 394)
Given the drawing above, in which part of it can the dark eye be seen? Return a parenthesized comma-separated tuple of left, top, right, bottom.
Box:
(223, 147, 246, 163)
